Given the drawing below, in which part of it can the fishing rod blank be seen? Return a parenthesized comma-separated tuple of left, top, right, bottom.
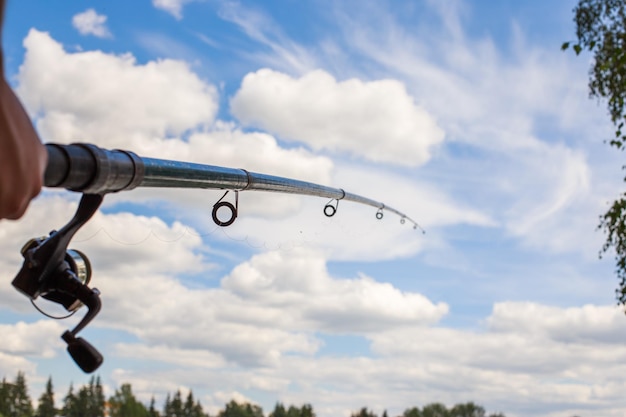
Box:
(45, 142, 423, 230)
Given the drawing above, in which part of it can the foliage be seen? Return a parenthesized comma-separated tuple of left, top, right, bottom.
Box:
(403, 407, 423, 417)
(108, 384, 149, 417)
(564, 0, 626, 303)
(298, 404, 315, 417)
(161, 389, 206, 417)
(402, 402, 505, 417)
(218, 400, 263, 417)
(421, 403, 449, 417)
(0, 371, 507, 417)
(184, 391, 207, 417)
(35, 377, 55, 417)
(148, 396, 161, 417)
(599, 196, 626, 303)
(163, 391, 182, 417)
(449, 402, 485, 417)
(60, 383, 75, 417)
(61, 376, 105, 417)
(0, 372, 34, 417)
(0, 378, 11, 417)
(13, 372, 33, 417)
(269, 402, 287, 417)
(350, 407, 377, 417)
(563, 0, 626, 147)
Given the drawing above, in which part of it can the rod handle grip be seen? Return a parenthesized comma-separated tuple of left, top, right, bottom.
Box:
(44, 143, 144, 194)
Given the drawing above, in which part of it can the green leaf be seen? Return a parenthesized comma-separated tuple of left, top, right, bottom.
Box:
(561, 41, 570, 50)
(573, 44, 583, 55)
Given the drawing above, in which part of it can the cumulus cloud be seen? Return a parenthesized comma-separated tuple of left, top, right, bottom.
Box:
(72, 9, 112, 38)
(4, 200, 626, 416)
(0, 320, 63, 358)
(0, 352, 37, 380)
(13, 29, 484, 245)
(17, 29, 218, 147)
(488, 302, 626, 344)
(1, 195, 445, 367)
(96, 247, 445, 365)
(230, 69, 444, 166)
(222, 248, 448, 332)
(101, 301, 626, 417)
(0, 321, 63, 403)
(15, 30, 339, 221)
(362, 302, 626, 417)
(114, 344, 227, 369)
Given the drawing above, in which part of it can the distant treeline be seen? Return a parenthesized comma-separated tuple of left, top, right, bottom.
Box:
(0, 371, 507, 417)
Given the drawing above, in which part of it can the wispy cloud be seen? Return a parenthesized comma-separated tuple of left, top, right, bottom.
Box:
(217, 1, 317, 74)
(152, 0, 194, 20)
(325, 1, 613, 257)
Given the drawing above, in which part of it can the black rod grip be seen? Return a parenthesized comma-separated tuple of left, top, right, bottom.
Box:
(44, 143, 144, 194)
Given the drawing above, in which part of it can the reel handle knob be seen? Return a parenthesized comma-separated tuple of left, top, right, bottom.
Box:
(62, 331, 103, 373)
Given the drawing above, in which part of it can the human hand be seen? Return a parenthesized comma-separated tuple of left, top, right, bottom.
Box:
(0, 77, 47, 220)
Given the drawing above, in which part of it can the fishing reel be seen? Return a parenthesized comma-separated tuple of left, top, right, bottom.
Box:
(12, 194, 104, 373)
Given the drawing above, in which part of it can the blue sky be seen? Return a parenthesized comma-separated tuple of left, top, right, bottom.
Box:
(1, 0, 625, 416)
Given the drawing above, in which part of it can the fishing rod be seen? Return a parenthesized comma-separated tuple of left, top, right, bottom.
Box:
(12, 143, 423, 373)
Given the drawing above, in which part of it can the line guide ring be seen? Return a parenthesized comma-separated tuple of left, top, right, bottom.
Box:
(212, 191, 238, 227)
(324, 198, 339, 217)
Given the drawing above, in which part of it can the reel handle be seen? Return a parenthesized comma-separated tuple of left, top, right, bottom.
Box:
(11, 193, 105, 373)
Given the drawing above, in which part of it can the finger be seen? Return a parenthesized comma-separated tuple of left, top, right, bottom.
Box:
(0, 195, 29, 220)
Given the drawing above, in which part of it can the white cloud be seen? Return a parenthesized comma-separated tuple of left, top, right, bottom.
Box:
(15, 31, 337, 222)
(152, 0, 193, 20)
(134, 31, 200, 62)
(488, 302, 626, 344)
(499, 141, 595, 254)
(219, 162, 493, 262)
(5, 3, 626, 417)
(0, 352, 37, 380)
(13, 30, 480, 240)
(91, 301, 626, 417)
(0, 320, 63, 358)
(336, 3, 586, 145)
(222, 248, 448, 332)
(95, 246, 445, 365)
(231, 69, 444, 166)
(1, 195, 445, 367)
(0, 321, 62, 403)
(362, 302, 626, 417)
(72, 9, 112, 38)
(17, 29, 218, 147)
(114, 344, 227, 369)
(328, 1, 619, 259)
(4, 197, 626, 416)
(217, 2, 317, 74)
